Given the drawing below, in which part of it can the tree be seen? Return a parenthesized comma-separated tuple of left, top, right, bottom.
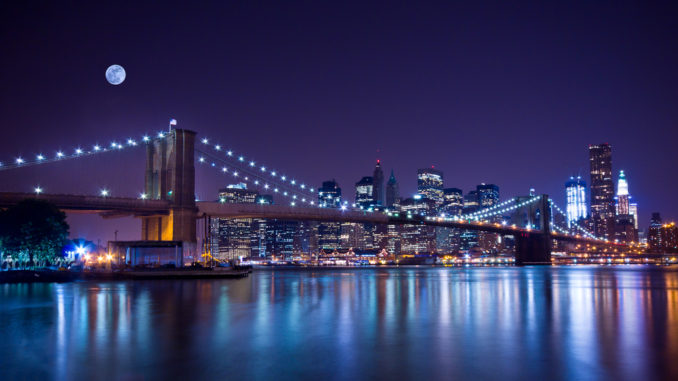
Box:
(0, 199, 69, 268)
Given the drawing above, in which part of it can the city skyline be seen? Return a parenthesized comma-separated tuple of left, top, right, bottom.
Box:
(1, 2, 677, 242)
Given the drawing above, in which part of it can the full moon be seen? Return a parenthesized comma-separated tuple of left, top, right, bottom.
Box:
(105, 64, 126, 85)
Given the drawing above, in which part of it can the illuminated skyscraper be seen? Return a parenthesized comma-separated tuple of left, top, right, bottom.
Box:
(355, 176, 374, 209)
(615, 170, 630, 215)
(318, 180, 342, 249)
(442, 188, 464, 216)
(372, 160, 385, 206)
(318, 180, 342, 208)
(477, 184, 499, 208)
(565, 176, 587, 228)
(629, 202, 638, 229)
(589, 143, 615, 238)
(417, 167, 444, 205)
(385, 170, 400, 208)
(213, 184, 258, 260)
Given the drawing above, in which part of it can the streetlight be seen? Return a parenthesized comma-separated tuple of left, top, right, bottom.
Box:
(100, 189, 109, 197)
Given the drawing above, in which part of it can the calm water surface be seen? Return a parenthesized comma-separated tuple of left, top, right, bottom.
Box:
(1, 266, 678, 381)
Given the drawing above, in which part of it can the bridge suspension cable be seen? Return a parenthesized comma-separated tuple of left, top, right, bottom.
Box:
(196, 137, 317, 197)
(196, 148, 316, 206)
(0, 131, 174, 171)
(548, 199, 606, 241)
(457, 196, 542, 222)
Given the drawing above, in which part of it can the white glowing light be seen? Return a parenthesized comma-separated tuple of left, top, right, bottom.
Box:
(100, 189, 109, 197)
(202, 138, 209, 144)
(142, 136, 150, 142)
(34, 187, 42, 194)
(37, 155, 44, 161)
(75, 148, 83, 155)
(140, 193, 147, 200)
(94, 145, 101, 151)
(56, 152, 64, 158)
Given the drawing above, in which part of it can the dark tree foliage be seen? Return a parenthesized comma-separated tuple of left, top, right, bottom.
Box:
(0, 199, 69, 268)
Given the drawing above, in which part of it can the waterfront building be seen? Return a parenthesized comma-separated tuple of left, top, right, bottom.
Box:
(318, 180, 342, 249)
(372, 160, 385, 206)
(355, 176, 374, 209)
(213, 184, 258, 260)
(385, 170, 400, 208)
(417, 167, 444, 205)
(400, 196, 436, 253)
(648, 213, 663, 251)
(565, 176, 587, 228)
(660, 223, 678, 251)
(589, 143, 615, 238)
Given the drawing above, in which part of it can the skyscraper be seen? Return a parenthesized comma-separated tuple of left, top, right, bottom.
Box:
(318, 180, 342, 208)
(213, 184, 258, 260)
(477, 184, 499, 208)
(442, 188, 464, 216)
(318, 180, 342, 249)
(385, 170, 400, 208)
(565, 176, 587, 228)
(589, 143, 615, 238)
(355, 176, 374, 209)
(372, 160, 385, 206)
(648, 213, 662, 251)
(615, 170, 630, 215)
(417, 167, 444, 205)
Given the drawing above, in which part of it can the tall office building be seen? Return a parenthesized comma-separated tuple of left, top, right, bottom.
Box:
(318, 180, 342, 208)
(442, 188, 464, 216)
(372, 160, 385, 206)
(477, 184, 499, 208)
(589, 143, 615, 238)
(565, 176, 587, 228)
(463, 190, 479, 214)
(318, 180, 342, 249)
(648, 213, 663, 250)
(629, 203, 639, 229)
(386, 170, 400, 208)
(417, 167, 444, 205)
(615, 170, 630, 215)
(213, 184, 258, 260)
(355, 176, 374, 209)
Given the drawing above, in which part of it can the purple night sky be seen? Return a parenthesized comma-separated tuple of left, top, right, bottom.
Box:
(1, 1, 677, 242)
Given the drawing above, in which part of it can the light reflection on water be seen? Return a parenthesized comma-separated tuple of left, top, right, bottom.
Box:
(1, 266, 677, 380)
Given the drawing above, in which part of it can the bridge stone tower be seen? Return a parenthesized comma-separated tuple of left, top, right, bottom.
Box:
(141, 129, 197, 245)
(514, 194, 552, 265)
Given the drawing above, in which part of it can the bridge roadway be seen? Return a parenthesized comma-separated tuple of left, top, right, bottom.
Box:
(0, 192, 170, 216)
(196, 202, 623, 247)
(0, 192, 620, 247)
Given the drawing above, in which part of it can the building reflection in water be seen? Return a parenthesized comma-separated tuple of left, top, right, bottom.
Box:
(1, 266, 677, 380)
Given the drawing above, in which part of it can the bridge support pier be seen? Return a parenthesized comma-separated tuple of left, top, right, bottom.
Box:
(515, 232, 552, 265)
(514, 194, 552, 266)
(139, 129, 198, 264)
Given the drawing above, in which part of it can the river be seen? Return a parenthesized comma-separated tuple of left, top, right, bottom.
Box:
(1, 266, 677, 380)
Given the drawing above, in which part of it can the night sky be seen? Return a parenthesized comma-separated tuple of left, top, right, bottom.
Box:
(1, 1, 677, 241)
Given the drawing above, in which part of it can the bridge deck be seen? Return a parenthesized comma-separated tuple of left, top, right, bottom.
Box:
(0, 192, 170, 215)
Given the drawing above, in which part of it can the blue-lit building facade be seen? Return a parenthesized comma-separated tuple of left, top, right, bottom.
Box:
(565, 176, 587, 229)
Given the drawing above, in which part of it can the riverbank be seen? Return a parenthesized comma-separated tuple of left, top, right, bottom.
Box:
(0, 267, 252, 283)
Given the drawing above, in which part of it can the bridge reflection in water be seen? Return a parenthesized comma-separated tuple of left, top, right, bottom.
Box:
(1, 266, 677, 380)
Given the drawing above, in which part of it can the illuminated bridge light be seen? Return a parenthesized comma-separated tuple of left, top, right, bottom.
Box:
(94, 145, 101, 151)
(199, 157, 205, 163)
(202, 138, 209, 144)
(281, 176, 286, 181)
(249, 161, 255, 167)
(140, 193, 147, 199)
(215, 145, 221, 150)
(34, 186, 42, 194)
(271, 171, 276, 176)
(56, 151, 64, 158)
(75, 148, 83, 155)
(142, 136, 150, 142)
(227, 151, 233, 156)
(260, 166, 266, 172)
(158, 132, 165, 138)
(100, 189, 109, 197)
(37, 154, 44, 161)
(222, 167, 227, 172)
(238, 156, 244, 162)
